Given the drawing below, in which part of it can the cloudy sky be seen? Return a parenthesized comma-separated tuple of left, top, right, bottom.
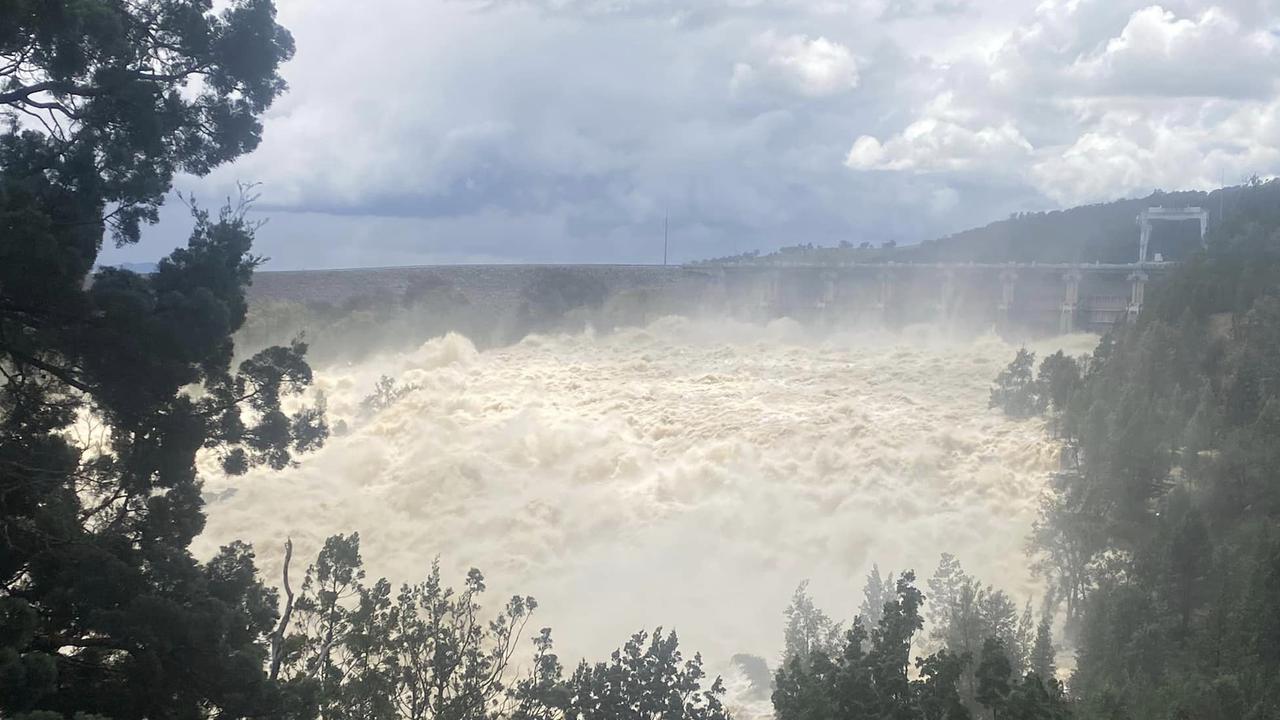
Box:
(103, 0, 1280, 269)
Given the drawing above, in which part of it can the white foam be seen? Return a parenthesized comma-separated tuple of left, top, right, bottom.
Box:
(195, 319, 1096, 709)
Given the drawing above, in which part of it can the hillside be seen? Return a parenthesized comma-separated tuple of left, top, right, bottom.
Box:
(699, 183, 1275, 266)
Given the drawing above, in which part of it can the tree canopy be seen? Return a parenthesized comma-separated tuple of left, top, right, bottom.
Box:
(1, 2, 320, 718)
(992, 179, 1280, 720)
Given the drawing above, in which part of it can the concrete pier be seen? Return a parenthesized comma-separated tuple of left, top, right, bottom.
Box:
(695, 261, 1176, 335)
(1061, 269, 1082, 334)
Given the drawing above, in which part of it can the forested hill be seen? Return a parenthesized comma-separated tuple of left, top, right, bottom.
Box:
(702, 183, 1273, 266)
(903, 187, 1238, 264)
(987, 177, 1280, 720)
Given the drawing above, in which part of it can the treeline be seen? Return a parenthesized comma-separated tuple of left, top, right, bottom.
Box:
(255, 534, 730, 720)
(774, 560, 1066, 720)
(694, 184, 1268, 268)
(989, 178, 1280, 719)
(904, 188, 1241, 265)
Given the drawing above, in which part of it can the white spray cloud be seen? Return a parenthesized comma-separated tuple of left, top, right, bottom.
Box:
(194, 318, 1095, 713)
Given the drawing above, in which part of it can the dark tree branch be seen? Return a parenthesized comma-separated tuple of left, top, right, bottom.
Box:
(0, 80, 100, 104)
(269, 537, 295, 681)
(1, 346, 93, 394)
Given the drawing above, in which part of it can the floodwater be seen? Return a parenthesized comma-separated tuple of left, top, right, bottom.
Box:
(195, 316, 1096, 713)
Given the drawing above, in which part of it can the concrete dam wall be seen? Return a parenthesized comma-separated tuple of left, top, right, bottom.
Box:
(247, 262, 1172, 337)
(248, 264, 696, 309)
(699, 262, 1172, 335)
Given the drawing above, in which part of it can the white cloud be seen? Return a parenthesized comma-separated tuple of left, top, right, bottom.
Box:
(879, 0, 972, 21)
(841, 0, 1280, 212)
(1068, 6, 1280, 98)
(845, 91, 1033, 172)
(1031, 101, 1280, 205)
(734, 31, 860, 98)
(846, 135, 886, 167)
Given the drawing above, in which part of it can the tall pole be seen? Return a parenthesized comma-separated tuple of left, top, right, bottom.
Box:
(663, 213, 668, 266)
(1219, 169, 1225, 228)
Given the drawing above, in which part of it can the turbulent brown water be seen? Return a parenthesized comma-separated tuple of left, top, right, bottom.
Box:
(195, 316, 1096, 711)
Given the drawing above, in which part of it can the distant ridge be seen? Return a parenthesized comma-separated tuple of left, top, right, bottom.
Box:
(904, 187, 1240, 264)
(700, 184, 1270, 267)
(98, 261, 159, 274)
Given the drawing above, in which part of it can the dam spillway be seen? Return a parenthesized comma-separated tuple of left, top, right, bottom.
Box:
(247, 261, 1175, 337)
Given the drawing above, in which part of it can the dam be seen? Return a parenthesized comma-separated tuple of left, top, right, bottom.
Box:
(248, 260, 1175, 337)
(695, 260, 1175, 335)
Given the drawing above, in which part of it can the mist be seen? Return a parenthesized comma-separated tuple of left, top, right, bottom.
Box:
(191, 272, 1094, 714)
(8, 2, 1280, 719)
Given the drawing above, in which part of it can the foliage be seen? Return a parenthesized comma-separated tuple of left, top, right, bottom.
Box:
(772, 573, 1070, 720)
(997, 179, 1280, 719)
(859, 564, 897, 630)
(782, 580, 844, 671)
(0, 202, 328, 720)
(1, 2, 318, 718)
(1030, 614, 1056, 681)
(1, 0, 294, 245)
(268, 534, 729, 720)
(691, 185, 1266, 267)
(925, 555, 1045, 714)
(274, 534, 536, 720)
(511, 627, 730, 720)
(989, 349, 1042, 418)
(361, 375, 420, 416)
(990, 350, 1085, 420)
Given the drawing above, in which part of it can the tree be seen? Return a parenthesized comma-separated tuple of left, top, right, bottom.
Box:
(975, 638, 1012, 718)
(265, 535, 730, 720)
(1036, 352, 1081, 415)
(990, 350, 1040, 418)
(782, 580, 842, 670)
(1, 0, 294, 245)
(1030, 615, 1055, 681)
(276, 535, 537, 720)
(864, 572, 925, 717)
(773, 572, 1062, 720)
(775, 577, 926, 720)
(1, 2, 316, 718)
(928, 554, 967, 643)
(361, 375, 419, 416)
(915, 650, 973, 720)
(512, 628, 730, 720)
(2, 204, 328, 720)
(1003, 673, 1071, 720)
(859, 564, 896, 630)
(1011, 180, 1280, 718)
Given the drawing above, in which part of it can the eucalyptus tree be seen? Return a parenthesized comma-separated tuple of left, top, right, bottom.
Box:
(1, 2, 325, 718)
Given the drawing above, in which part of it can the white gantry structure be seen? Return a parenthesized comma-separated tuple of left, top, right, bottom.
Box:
(1138, 207, 1208, 263)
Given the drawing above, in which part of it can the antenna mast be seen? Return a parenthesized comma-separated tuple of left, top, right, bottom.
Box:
(663, 213, 669, 266)
(1219, 169, 1225, 228)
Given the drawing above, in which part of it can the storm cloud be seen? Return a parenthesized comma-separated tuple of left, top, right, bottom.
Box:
(105, 0, 1280, 269)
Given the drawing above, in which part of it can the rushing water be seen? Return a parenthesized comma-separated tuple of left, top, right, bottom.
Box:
(195, 316, 1096, 712)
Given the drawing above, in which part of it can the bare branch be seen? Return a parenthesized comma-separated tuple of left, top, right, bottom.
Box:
(269, 537, 296, 680)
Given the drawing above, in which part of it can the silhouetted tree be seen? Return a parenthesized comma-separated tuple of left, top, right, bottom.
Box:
(990, 350, 1040, 418)
(782, 580, 843, 671)
(0, 2, 322, 718)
